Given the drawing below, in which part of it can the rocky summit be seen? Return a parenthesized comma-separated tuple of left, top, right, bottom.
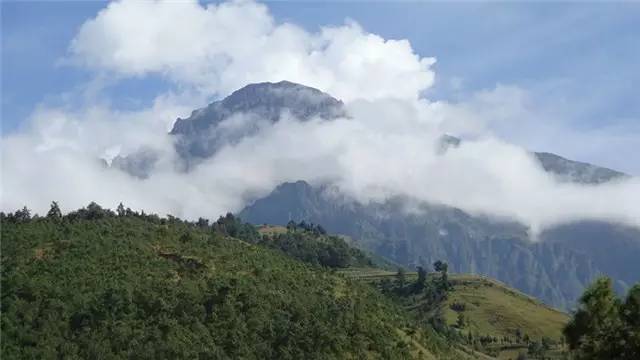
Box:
(170, 81, 346, 162)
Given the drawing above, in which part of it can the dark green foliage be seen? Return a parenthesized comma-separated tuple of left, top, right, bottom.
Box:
(212, 212, 261, 243)
(46, 201, 62, 220)
(117, 202, 126, 217)
(455, 313, 466, 329)
(434, 260, 450, 291)
(414, 266, 427, 293)
(2, 206, 32, 223)
(564, 277, 640, 360)
(395, 267, 406, 290)
(259, 229, 373, 269)
(285, 220, 327, 235)
(1, 206, 420, 359)
(450, 302, 466, 312)
(64, 201, 116, 221)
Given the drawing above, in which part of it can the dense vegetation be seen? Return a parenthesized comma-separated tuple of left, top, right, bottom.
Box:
(257, 221, 374, 268)
(3, 203, 638, 359)
(1, 203, 456, 359)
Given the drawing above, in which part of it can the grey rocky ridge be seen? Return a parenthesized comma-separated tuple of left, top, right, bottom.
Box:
(126, 80, 639, 310)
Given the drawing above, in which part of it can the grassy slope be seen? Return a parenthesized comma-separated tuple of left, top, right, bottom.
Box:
(442, 275, 569, 340)
(341, 268, 569, 359)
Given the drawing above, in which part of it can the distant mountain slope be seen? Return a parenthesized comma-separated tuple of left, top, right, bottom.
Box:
(441, 134, 628, 184)
(540, 221, 640, 291)
(533, 152, 627, 184)
(239, 180, 639, 310)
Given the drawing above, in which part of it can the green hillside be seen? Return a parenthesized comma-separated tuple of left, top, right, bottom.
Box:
(1, 205, 464, 359)
(341, 268, 570, 359)
(6, 204, 634, 359)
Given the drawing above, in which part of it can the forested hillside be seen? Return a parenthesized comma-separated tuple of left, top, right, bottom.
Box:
(2, 203, 637, 359)
(1, 204, 458, 359)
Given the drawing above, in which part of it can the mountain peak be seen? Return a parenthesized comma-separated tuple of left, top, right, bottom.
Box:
(169, 81, 346, 161)
(220, 80, 345, 118)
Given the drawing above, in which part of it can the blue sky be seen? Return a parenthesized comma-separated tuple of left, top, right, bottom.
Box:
(2, 0, 639, 173)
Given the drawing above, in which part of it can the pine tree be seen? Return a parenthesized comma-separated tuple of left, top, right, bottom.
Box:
(117, 202, 126, 217)
(395, 268, 406, 291)
(46, 201, 62, 219)
(563, 277, 640, 359)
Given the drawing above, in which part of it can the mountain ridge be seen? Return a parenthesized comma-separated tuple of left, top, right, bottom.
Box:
(239, 179, 640, 310)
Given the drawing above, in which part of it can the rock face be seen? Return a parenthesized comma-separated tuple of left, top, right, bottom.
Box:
(534, 152, 627, 184)
(170, 81, 346, 164)
(110, 148, 159, 179)
(239, 180, 640, 310)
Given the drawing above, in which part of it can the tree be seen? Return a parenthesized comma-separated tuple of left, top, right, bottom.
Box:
(46, 201, 62, 219)
(395, 268, 406, 291)
(563, 277, 640, 360)
(620, 284, 640, 358)
(86, 202, 108, 219)
(433, 260, 450, 291)
(515, 328, 523, 343)
(14, 206, 32, 222)
(117, 202, 126, 217)
(286, 220, 297, 231)
(196, 217, 209, 228)
(414, 266, 427, 292)
(456, 312, 466, 329)
(527, 341, 545, 359)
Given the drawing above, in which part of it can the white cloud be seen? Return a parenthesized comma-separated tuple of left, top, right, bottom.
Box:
(69, 0, 435, 102)
(3, 93, 639, 234)
(2, 0, 639, 236)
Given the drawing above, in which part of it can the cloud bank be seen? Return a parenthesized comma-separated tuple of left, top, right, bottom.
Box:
(69, 0, 435, 102)
(2, 0, 639, 235)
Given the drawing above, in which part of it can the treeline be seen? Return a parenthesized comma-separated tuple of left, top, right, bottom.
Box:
(2, 203, 371, 270)
(259, 221, 373, 268)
